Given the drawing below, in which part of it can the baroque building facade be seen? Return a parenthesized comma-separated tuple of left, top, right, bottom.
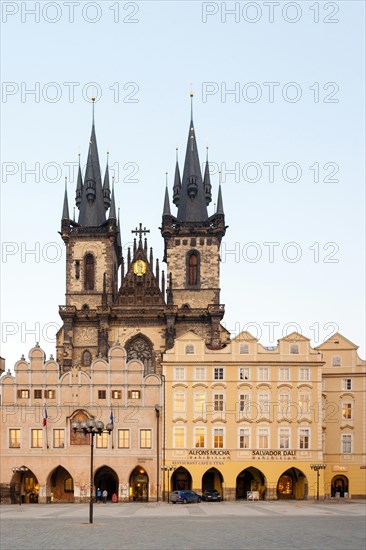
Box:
(0, 102, 365, 503)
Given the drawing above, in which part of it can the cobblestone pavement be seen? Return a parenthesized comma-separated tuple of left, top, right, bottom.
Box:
(1, 501, 365, 550)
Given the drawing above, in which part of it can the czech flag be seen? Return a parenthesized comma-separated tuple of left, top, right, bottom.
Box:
(43, 405, 48, 427)
(110, 409, 114, 426)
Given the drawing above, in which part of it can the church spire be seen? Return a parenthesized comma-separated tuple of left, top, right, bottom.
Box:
(172, 148, 181, 206)
(176, 93, 208, 222)
(203, 147, 212, 206)
(109, 177, 117, 220)
(62, 177, 70, 220)
(103, 152, 111, 211)
(163, 172, 171, 216)
(77, 98, 106, 226)
(216, 177, 224, 215)
(75, 154, 83, 209)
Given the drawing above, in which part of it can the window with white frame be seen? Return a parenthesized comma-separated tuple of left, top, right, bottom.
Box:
(279, 367, 290, 381)
(174, 391, 186, 413)
(195, 367, 206, 381)
(299, 367, 310, 381)
(341, 434, 352, 454)
(140, 429, 152, 449)
(258, 367, 269, 381)
(240, 343, 249, 354)
(239, 428, 250, 449)
(299, 393, 311, 414)
(174, 427, 185, 448)
(279, 393, 290, 415)
(342, 378, 352, 391)
(214, 394, 224, 412)
(31, 429, 43, 448)
(290, 344, 299, 354)
(258, 393, 270, 415)
(9, 429, 21, 448)
(279, 427, 290, 449)
(299, 428, 310, 449)
(194, 427, 205, 448)
(213, 428, 224, 448)
(174, 367, 185, 381)
(118, 429, 130, 448)
(239, 393, 250, 412)
(332, 356, 341, 367)
(214, 367, 224, 380)
(239, 367, 250, 381)
(53, 429, 65, 448)
(194, 392, 206, 413)
(258, 428, 269, 449)
(96, 430, 108, 449)
(342, 402, 352, 420)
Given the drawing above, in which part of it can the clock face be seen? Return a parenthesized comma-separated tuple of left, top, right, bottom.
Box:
(133, 259, 147, 277)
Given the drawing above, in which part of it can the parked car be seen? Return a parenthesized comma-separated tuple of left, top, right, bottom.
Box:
(170, 490, 202, 504)
(202, 490, 222, 502)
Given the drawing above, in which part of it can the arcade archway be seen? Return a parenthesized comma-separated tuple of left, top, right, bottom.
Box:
(129, 466, 149, 502)
(10, 466, 39, 504)
(47, 466, 74, 502)
(331, 475, 349, 497)
(277, 467, 308, 500)
(236, 467, 266, 499)
(202, 468, 223, 495)
(171, 467, 192, 491)
(94, 466, 119, 501)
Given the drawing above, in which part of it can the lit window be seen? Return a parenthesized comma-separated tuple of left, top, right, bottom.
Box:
(45, 389, 55, 399)
(342, 378, 352, 391)
(332, 356, 341, 367)
(96, 430, 108, 448)
(342, 434, 352, 454)
(185, 344, 194, 354)
(214, 428, 224, 448)
(112, 390, 122, 399)
(259, 394, 270, 415)
(118, 429, 130, 449)
(239, 367, 250, 381)
(129, 390, 141, 399)
(53, 429, 65, 448)
(9, 429, 21, 448)
(34, 389, 42, 399)
(194, 427, 205, 448)
(279, 367, 290, 381)
(31, 429, 43, 448)
(174, 392, 186, 413)
(299, 394, 311, 414)
(140, 429, 152, 449)
(239, 428, 250, 449)
(64, 478, 74, 493)
(342, 403, 352, 420)
(290, 344, 299, 354)
(258, 367, 269, 381)
(195, 367, 206, 381)
(98, 390, 106, 400)
(299, 368, 310, 381)
(214, 367, 224, 380)
(17, 389, 29, 399)
(258, 428, 269, 449)
(240, 344, 249, 354)
(174, 367, 185, 381)
(174, 427, 185, 448)
(194, 392, 206, 413)
(239, 393, 250, 412)
(279, 428, 290, 449)
(299, 428, 310, 449)
(214, 394, 224, 412)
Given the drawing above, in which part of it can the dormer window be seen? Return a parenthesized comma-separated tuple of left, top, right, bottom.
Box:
(185, 344, 194, 354)
(240, 344, 249, 354)
(290, 344, 299, 354)
(332, 356, 341, 367)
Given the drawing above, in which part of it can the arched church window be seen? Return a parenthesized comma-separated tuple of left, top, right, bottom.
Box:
(84, 254, 95, 290)
(187, 250, 200, 287)
(82, 350, 92, 366)
(126, 335, 154, 375)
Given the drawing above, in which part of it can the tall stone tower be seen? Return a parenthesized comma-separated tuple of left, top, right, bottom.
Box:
(161, 96, 228, 349)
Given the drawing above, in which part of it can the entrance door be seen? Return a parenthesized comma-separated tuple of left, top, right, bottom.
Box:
(130, 467, 149, 502)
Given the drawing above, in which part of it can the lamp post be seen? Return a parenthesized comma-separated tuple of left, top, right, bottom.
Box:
(12, 466, 29, 505)
(161, 465, 175, 503)
(310, 464, 326, 501)
(72, 419, 114, 524)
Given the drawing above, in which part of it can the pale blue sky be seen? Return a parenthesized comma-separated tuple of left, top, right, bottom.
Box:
(1, 1, 365, 368)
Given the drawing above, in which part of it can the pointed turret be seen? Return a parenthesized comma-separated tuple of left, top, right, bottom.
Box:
(77, 98, 106, 226)
(163, 174, 171, 216)
(62, 177, 70, 220)
(172, 149, 181, 206)
(103, 152, 111, 211)
(109, 178, 117, 220)
(75, 155, 83, 209)
(176, 94, 208, 222)
(203, 147, 212, 206)
(216, 181, 224, 215)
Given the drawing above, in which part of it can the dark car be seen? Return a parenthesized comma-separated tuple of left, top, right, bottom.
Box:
(170, 490, 202, 504)
(202, 490, 222, 502)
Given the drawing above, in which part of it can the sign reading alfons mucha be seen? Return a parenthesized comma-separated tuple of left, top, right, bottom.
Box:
(188, 450, 231, 459)
(252, 450, 297, 459)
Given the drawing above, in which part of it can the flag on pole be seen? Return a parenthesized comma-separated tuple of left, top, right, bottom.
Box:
(110, 409, 114, 426)
(43, 404, 48, 427)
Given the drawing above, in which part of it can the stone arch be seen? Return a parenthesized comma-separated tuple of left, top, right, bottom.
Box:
(171, 466, 192, 491)
(94, 466, 119, 501)
(236, 467, 266, 500)
(277, 467, 308, 500)
(47, 466, 74, 502)
(129, 465, 149, 502)
(331, 474, 349, 497)
(202, 467, 224, 495)
(10, 466, 39, 504)
(125, 334, 155, 375)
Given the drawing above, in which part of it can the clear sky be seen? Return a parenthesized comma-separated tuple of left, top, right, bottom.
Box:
(1, 1, 365, 370)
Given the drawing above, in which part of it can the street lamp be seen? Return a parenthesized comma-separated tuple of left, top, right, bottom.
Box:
(310, 464, 326, 501)
(12, 466, 29, 505)
(72, 418, 114, 523)
(161, 465, 176, 503)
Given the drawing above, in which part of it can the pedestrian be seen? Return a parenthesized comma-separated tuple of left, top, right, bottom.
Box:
(96, 488, 101, 503)
(102, 489, 108, 503)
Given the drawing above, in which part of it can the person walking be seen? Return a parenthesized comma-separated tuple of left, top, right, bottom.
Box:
(96, 488, 102, 503)
(102, 489, 108, 503)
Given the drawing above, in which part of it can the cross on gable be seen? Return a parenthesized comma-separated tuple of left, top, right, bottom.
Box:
(131, 223, 150, 243)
